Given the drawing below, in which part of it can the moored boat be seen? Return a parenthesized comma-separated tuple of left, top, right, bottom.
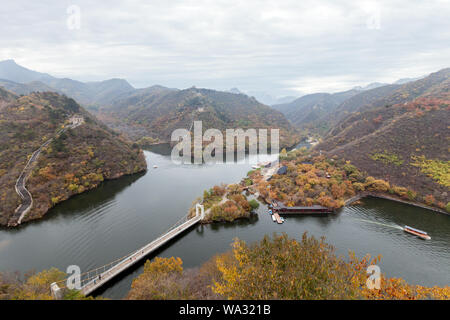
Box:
(403, 225, 431, 240)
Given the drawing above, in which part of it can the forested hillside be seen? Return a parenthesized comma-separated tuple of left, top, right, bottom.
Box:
(316, 69, 450, 209)
(272, 89, 359, 133)
(0, 89, 147, 226)
(0, 79, 59, 96)
(96, 87, 301, 148)
(321, 84, 401, 128)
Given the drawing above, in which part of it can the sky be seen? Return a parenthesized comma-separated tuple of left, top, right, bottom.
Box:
(0, 0, 449, 99)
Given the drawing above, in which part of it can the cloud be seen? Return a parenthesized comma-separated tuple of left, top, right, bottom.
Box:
(0, 0, 449, 97)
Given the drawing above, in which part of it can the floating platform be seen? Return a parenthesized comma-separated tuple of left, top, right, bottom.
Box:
(403, 225, 431, 240)
(272, 202, 333, 214)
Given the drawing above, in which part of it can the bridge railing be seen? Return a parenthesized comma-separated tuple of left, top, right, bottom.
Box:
(52, 205, 204, 295)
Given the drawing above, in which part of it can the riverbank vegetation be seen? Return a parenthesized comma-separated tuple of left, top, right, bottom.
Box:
(255, 151, 363, 209)
(189, 184, 259, 223)
(126, 233, 450, 300)
(2, 234, 448, 300)
(254, 148, 449, 213)
(0, 268, 92, 300)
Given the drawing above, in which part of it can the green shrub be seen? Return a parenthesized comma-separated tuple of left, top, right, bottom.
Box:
(407, 190, 417, 200)
(370, 151, 404, 166)
(411, 156, 450, 187)
(249, 199, 260, 211)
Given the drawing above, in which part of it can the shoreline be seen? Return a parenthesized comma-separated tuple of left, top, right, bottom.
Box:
(344, 192, 449, 216)
(2, 167, 148, 229)
(253, 162, 449, 217)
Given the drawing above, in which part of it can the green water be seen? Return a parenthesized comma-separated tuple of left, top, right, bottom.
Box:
(0, 145, 448, 299)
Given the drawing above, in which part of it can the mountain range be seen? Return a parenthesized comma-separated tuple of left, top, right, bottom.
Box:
(0, 60, 301, 148)
(97, 86, 300, 148)
(0, 59, 135, 107)
(272, 75, 429, 134)
(0, 58, 448, 222)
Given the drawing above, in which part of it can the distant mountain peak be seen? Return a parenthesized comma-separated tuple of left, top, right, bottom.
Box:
(0, 59, 54, 83)
(228, 87, 243, 94)
(353, 82, 388, 91)
(1, 59, 17, 65)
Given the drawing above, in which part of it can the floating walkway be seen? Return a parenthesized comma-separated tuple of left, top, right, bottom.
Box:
(272, 202, 333, 215)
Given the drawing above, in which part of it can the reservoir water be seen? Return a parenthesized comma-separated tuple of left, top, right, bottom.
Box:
(0, 145, 448, 299)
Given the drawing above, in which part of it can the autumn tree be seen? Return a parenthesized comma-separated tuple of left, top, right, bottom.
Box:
(212, 233, 371, 299)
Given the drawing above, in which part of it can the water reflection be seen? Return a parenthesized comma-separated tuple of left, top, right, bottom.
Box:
(0, 148, 448, 300)
(209, 214, 259, 232)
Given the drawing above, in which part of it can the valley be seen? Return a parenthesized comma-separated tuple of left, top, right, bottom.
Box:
(0, 147, 448, 300)
(0, 60, 448, 301)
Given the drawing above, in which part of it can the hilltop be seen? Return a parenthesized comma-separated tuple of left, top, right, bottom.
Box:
(0, 88, 147, 226)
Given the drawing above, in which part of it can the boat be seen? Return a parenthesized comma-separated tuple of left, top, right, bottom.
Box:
(153, 165, 158, 168)
(403, 225, 431, 240)
(251, 165, 259, 169)
(268, 210, 273, 215)
(271, 215, 276, 222)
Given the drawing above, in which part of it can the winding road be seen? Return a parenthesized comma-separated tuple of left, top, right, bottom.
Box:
(8, 116, 84, 227)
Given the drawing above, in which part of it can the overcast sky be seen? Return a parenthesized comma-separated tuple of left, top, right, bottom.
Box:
(1, 0, 449, 97)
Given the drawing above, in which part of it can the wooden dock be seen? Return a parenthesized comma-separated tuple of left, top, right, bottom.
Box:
(273, 202, 333, 214)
